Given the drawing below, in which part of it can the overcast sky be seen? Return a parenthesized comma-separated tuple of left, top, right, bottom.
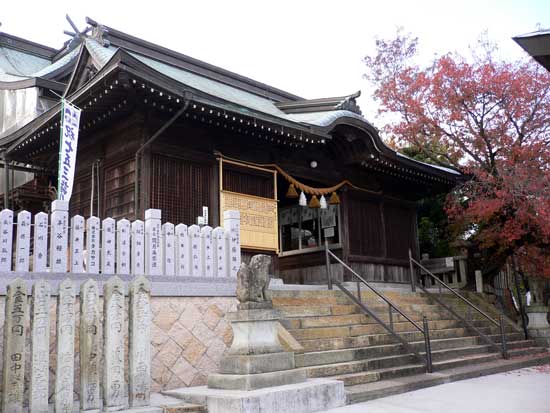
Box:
(1, 0, 548, 123)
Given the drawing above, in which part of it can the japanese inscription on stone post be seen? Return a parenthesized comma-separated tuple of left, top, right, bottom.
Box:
(0, 208, 14, 271)
(104, 277, 126, 410)
(80, 279, 101, 411)
(33, 212, 48, 272)
(129, 276, 151, 407)
(30, 280, 50, 413)
(55, 279, 75, 413)
(2, 278, 27, 413)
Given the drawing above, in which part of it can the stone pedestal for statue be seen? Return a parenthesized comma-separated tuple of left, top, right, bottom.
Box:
(164, 255, 345, 413)
(526, 305, 550, 347)
(208, 307, 306, 390)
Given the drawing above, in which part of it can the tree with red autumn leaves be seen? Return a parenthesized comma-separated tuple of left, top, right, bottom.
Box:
(364, 30, 550, 278)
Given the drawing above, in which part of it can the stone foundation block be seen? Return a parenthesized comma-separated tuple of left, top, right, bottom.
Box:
(163, 378, 346, 413)
(219, 352, 295, 374)
(208, 368, 307, 391)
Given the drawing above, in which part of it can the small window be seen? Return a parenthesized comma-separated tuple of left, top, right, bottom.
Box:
(279, 204, 340, 254)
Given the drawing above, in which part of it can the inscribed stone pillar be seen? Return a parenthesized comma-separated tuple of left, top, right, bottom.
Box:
(104, 276, 126, 410)
(145, 209, 161, 276)
(188, 225, 202, 276)
(86, 216, 100, 274)
(131, 220, 145, 276)
(175, 224, 189, 276)
(0, 208, 14, 271)
(201, 226, 213, 277)
(475, 270, 483, 293)
(33, 212, 48, 272)
(129, 276, 151, 408)
(15, 210, 31, 272)
(30, 280, 50, 413)
(102, 218, 116, 275)
(50, 200, 69, 273)
(71, 215, 85, 273)
(224, 210, 241, 278)
(80, 279, 101, 411)
(1, 278, 27, 413)
(55, 279, 75, 413)
(212, 227, 226, 277)
(162, 222, 175, 276)
(117, 219, 131, 275)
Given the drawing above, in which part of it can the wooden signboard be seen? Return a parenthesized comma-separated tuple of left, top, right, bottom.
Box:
(219, 158, 278, 252)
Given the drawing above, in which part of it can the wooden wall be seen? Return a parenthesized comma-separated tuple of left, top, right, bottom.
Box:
(64, 108, 422, 286)
(70, 115, 142, 220)
(277, 188, 418, 285)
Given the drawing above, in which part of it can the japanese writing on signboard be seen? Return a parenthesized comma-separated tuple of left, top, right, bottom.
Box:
(58, 99, 81, 201)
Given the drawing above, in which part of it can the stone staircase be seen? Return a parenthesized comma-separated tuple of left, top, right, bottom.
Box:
(271, 288, 550, 402)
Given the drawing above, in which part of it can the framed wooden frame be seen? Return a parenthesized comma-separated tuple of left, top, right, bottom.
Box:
(218, 157, 279, 252)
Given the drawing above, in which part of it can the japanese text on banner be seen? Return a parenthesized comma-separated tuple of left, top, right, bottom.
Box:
(57, 100, 81, 201)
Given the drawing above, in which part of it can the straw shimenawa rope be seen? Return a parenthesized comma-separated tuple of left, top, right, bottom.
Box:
(218, 153, 381, 196)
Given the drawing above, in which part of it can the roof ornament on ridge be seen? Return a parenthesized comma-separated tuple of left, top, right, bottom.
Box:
(335, 90, 362, 115)
(62, 15, 91, 51)
(275, 90, 362, 115)
(85, 17, 111, 48)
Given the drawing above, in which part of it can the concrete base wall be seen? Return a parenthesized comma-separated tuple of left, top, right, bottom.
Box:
(164, 378, 346, 413)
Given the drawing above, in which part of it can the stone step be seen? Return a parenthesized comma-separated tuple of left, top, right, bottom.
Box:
(330, 351, 504, 387)
(345, 352, 550, 403)
(306, 353, 421, 378)
(506, 346, 548, 358)
(332, 363, 427, 386)
(271, 295, 353, 307)
(283, 314, 368, 329)
(289, 318, 516, 341)
(295, 338, 536, 368)
(432, 352, 504, 371)
(298, 329, 525, 352)
(362, 301, 505, 319)
(278, 306, 334, 317)
(283, 308, 479, 325)
(304, 342, 520, 380)
(278, 304, 360, 317)
(346, 319, 464, 336)
(283, 311, 485, 329)
(269, 290, 346, 297)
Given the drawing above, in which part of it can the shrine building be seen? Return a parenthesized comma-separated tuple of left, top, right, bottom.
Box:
(0, 18, 460, 284)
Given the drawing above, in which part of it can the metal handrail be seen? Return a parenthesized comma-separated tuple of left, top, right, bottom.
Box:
(328, 249, 424, 332)
(410, 255, 499, 326)
(325, 243, 433, 373)
(409, 250, 509, 359)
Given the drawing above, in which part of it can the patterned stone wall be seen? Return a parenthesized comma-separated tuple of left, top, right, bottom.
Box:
(150, 297, 237, 392)
(0, 295, 237, 403)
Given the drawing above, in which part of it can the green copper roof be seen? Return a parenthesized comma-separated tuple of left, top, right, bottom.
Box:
(0, 46, 51, 78)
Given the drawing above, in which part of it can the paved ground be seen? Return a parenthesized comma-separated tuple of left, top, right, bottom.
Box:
(324, 364, 550, 413)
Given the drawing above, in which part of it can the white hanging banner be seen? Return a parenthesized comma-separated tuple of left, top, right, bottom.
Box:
(58, 99, 81, 201)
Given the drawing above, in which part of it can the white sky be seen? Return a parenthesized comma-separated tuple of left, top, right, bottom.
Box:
(1, 0, 548, 124)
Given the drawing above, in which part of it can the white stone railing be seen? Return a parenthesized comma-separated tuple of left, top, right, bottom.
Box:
(0, 201, 241, 279)
(2, 276, 152, 412)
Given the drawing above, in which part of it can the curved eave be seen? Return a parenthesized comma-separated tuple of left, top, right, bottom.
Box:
(0, 46, 461, 187)
(0, 76, 66, 91)
(1, 48, 325, 157)
(309, 112, 461, 184)
(116, 50, 329, 138)
(0, 53, 123, 153)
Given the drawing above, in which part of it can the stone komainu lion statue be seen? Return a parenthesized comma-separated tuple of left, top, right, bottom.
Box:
(236, 254, 272, 306)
